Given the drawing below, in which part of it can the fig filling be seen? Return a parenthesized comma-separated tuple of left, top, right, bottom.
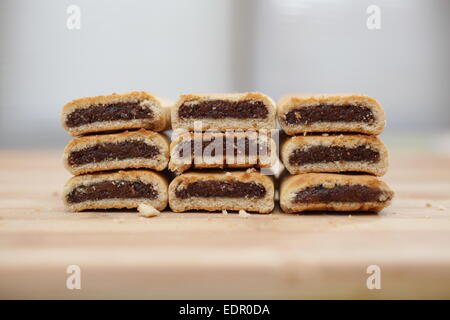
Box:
(178, 100, 268, 119)
(285, 104, 375, 125)
(289, 146, 380, 165)
(178, 137, 267, 158)
(293, 184, 393, 203)
(174, 180, 266, 199)
(66, 102, 153, 127)
(67, 180, 158, 203)
(68, 141, 160, 166)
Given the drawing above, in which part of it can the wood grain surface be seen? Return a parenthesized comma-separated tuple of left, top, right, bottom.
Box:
(0, 150, 449, 299)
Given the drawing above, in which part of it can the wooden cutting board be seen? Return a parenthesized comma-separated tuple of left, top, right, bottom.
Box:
(0, 150, 449, 299)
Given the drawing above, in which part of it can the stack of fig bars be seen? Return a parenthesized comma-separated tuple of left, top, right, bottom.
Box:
(167, 93, 277, 214)
(277, 94, 394, 214)
(61, 92, 172, 212)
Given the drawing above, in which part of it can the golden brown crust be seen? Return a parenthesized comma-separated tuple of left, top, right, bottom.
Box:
(280, 173, 393, 213)
(168, 171, 275, 213)
(64, 129, 168, 149)
(171, 92, 276, 131)
(176, 92, 273, 103)
(277, 94, 386, 135)
(281, 134, 389, 176)
(62, 91, 171, 112)
(63, 170, 168, 212)
(170, 170, 273, 185)
(63, 129, 169, 175)
(61, 91, 172, 136)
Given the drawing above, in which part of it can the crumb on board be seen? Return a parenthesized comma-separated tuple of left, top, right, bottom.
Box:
(138, 203, 160, 218)
(426, 202, 446, 211)
(113, 218, 125, 224)
(222, 210, 228, 215)
(51, 191, 59, 197)
(246, 168, 256, 173)
(239, 210, 251, 217)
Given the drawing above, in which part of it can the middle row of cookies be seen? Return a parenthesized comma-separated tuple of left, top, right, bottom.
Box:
(61, 91, 394, 213)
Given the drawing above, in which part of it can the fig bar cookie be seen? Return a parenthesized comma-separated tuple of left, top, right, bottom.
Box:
(61, 91, 172, 136)
(172, 92, 276, 131)
(169, 131, 277, 174)
(278, 94, 386, 135)
(168, 171, 274, 213)
(281, 134, 388, 176)
(280, 173, 394, 213)
(63, 170, 168, 212)
(63, 129, 169, 175)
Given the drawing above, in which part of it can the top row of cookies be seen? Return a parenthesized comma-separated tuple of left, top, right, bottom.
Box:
(61, 92, 386, 136)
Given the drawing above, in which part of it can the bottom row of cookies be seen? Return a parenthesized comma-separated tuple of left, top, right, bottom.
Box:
(63, 170, 394, 214)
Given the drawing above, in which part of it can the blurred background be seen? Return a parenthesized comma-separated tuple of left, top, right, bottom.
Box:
(0, 0, 449, 150)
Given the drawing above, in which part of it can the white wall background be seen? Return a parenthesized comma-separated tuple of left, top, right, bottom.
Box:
(0, 0, 449, 148)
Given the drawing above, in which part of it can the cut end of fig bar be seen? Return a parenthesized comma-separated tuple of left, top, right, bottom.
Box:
(280, 173, 394, 213)
(282, 135, 388, 176)
(67, 180, 158, 204)
(174, 180, 267, 199)
(63, 171, 168, 212)
(289, 145, 380, 166)
(178, 100, 269, 119)
(169, 131, 275, 173)
(68, 141, 160, 166)
(63, 130, 169, 175)
(61, 92, 170, 136)
(284, 104, 375, 125)
(168, 171, 275, 214)
(278, 94, 386, 135)
(293, 184, 393, 204)
(65, 102, 153, 128)
(172, 93, 276, 131)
